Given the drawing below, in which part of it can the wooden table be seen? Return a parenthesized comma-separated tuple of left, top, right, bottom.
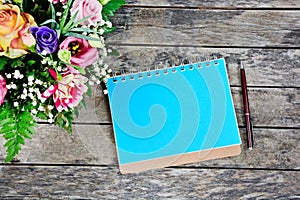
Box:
(1, 1, 299, 199)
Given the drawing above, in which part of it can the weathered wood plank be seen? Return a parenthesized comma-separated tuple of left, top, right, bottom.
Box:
(74, 86, 300, 128)
(105, 46, 300, 87)
(0, 166, 299, 199)
(1, 125, 299, 170)
(108, 8, 300, 47)
(0, 125, 116, 165)
(126, 0, 300, 8)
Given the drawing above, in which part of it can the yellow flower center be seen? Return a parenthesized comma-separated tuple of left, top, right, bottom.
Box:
(68, 41, 82, 56)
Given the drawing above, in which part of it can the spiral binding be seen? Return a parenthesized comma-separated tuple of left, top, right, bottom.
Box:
(111, 54, 222, 83)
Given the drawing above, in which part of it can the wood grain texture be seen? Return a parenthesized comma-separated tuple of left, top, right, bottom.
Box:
(1, 2, 298, 199)
(1, 125, 299, 170)
(126, 0, 300, 8)
(105, 46, 300, 87)
(72, 86, 300, 128)
(0, 166, 299, 199)
(108, 8, 300, 47)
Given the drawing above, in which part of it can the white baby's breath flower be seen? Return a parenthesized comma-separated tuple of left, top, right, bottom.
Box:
(92, 76, 97, 81)
(28, 93, 34, 99)
(6, 85, 11, 89)
(35, 79, 43, 85)
(99, 29, 104, 35)
(37, 93, 43, 100)
(11, 84, 17, 89)
(32, 101, 37, 106)
(106, 21, 112, 28)
(94, 66, 100, 73)
(29, 87, 34, 93)
(100, 70, 107, 76)
(99, 20, 105, 26)
(56, 12, 62, 17)
(13, 102, 19, 107)
(41, 59, 47, 65)
(48, 105, 54, 110)
(6, 73, 11, 79)
(41, 50, 48, 56)
(103, 89, 108, 95)
(28, 76, 34, 82)
(21, 94, 27, 99)
(31, 109, 38, 115)
(38, 106, 45, 111)
(48, 118, 54, 123)
(47, 60, 53, 65)
(13, 70, 21, 79)
(40, 97, 46, 103)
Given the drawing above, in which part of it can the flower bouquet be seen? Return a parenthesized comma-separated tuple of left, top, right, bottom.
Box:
(0, 0, 125, 162)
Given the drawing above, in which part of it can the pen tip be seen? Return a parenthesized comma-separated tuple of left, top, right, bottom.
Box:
(240, 61, 244, 69)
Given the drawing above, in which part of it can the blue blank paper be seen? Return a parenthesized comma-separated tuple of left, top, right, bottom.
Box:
(106, 58, 241, 173)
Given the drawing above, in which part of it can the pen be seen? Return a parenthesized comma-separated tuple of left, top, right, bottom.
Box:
(240, 62, 254, 150)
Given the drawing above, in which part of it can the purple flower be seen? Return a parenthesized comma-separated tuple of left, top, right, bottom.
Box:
(30, 26, 58, 54)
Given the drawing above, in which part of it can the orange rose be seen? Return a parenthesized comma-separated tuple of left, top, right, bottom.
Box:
(0, 4, 37, 58)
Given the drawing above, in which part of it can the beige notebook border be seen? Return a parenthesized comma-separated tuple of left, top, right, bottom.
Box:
(119, 144, 241, 174)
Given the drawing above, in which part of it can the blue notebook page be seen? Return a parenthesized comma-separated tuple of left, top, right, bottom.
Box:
(107, 58, 241, 165)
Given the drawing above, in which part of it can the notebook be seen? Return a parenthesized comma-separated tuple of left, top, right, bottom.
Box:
(106, 57, 241, 174)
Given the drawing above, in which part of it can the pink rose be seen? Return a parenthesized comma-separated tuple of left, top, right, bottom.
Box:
(70, 0, 103, 26)
(0, 75, 7, 106)
(59, 36, 98, 71)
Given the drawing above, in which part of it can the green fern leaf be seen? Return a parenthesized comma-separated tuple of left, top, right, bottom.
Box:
(102, 0, 125, 18)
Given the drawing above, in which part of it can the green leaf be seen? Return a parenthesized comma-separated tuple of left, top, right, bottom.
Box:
(49, 2, 56, 29)
(0, 56, 8, 70)
(5, 152, 17, 163)
(102, 0, 125, 18)
(27, 60, 36, 66)
(17, 135, 25, 145)
(73, 107, 79, 118)
(40, 19, 59, 27)
(86, 84, 92, 97)
(25, 126, 35, 135)
(1, 125, 15, 134)
(4, 139, 15, 147)
(60, 0, 73, 30)
(4, 131, 16, 139)
(36, 112, 48, 120)
(18, 128, 31, 139)
(0, 118, 12, 126)
(79, 98, 87, 109)
(71, 65, 86, 75)
(69, 15, 92, 28)
(64, 32, 101, 41)
(11, 58, 25, 68)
